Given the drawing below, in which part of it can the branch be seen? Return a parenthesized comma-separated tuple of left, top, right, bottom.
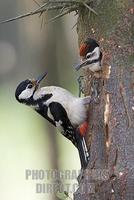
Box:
(0, 0, 97, 24)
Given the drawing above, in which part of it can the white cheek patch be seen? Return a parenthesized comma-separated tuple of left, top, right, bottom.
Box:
(86, 52, 92, 58)
(19, 88, 34, 99)
(92, 46, 100, 59)
(86, 46, 100, 61)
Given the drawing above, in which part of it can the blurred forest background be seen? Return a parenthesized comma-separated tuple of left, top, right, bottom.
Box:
(0, 0, 80, 200)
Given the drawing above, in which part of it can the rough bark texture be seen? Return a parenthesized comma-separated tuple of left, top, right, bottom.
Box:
(74, 0, 134, 199)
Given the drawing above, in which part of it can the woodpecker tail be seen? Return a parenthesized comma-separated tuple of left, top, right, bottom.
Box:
(82, 96, 92, 105)
(75, 129, 89, 169)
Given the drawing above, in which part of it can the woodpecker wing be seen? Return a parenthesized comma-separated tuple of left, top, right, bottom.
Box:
(35, 105, 56, 126)
(49, 101, 77, 145)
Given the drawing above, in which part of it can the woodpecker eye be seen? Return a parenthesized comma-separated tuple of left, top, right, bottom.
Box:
(86, 53, 92, 59)
(86, 54, 91, 59)
(27, 84, 33, 89)
(86, 52, 95, 59)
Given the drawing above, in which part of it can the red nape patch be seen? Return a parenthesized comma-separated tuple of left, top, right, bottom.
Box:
(78, 121, 89, 137)
(79, 44, 89, 57)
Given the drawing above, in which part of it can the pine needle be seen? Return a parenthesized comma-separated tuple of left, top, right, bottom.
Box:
(0, 0, 97, 24)
(83, 2, 98, 15)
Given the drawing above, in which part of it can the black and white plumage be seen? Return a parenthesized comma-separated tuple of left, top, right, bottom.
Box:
(15, 73, 91, 168)
(75, 38, 103, 72)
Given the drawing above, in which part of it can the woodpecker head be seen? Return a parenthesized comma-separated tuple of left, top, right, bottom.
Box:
(75, 38, 102, 71)
(15, 72, 47, 104)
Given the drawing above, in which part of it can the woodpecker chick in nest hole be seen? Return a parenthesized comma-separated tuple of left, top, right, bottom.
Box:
(75, 38, 103, 97)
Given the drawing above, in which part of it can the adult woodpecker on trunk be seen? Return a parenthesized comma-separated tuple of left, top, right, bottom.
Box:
(15, 72, 91, 168)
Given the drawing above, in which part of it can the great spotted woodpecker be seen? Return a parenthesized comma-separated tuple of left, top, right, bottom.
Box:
(75, 38, 102, 72)
(15, 72, 91, 168)
(75, 38, 103, 97)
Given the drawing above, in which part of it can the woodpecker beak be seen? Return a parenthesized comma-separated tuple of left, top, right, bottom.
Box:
(74, 60, 89, 71)
(36, 72, 48, 84)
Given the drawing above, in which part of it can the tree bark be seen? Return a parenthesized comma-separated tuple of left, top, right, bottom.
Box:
(74, 0, 134, 199)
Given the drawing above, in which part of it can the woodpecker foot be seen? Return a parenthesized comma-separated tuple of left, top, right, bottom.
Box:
(77, 76, 85, 97)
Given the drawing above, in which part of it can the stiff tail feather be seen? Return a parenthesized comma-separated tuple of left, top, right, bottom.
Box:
(75, 129, 89, 169)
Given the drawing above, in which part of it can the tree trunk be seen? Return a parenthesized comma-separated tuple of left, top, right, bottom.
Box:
(74, 0, 134, 199)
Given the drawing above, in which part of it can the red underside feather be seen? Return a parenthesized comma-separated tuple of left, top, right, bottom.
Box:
(78, 121, 89, 137)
